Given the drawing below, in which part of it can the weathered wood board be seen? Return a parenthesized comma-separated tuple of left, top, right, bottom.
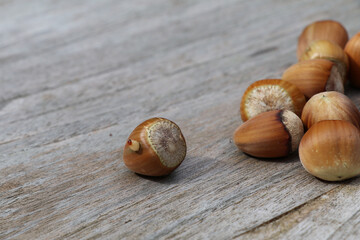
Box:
(2, 0, 360, 239)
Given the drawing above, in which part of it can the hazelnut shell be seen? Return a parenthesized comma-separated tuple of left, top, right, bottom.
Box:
(123, 117, 186, 176)
(300, 40, 349, 82)
(301, 91, 360, 129)
(299, 120, 360, 181)
(282, 59, 344, 99)
(297, 20, 348, 59)
(344, 32, 360, 88)
(240, 79, 306, 122)
(233, 110, 304, 158)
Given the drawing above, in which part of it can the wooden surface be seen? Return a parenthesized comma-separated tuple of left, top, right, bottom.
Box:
(2, 0, 360, 239)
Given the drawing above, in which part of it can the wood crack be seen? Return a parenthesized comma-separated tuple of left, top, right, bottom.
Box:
(233, 186, 342, 238)
(326, 208, 360, 240)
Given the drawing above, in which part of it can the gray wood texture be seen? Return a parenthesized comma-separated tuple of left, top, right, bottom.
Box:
(2, 0, 360, 239)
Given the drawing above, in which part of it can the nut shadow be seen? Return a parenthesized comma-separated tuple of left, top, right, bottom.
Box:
(135, 171, 181, 184)
(314, 174, 360, 186)
(242, 150, 300, 163)
(344, 84, 360, 100)
(134, 155, 219, 185)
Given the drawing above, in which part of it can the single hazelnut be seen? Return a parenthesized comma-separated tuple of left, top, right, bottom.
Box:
(301, 91, 360, 129)
(240, 79, 306, 122)
(297, 20, 348, 59)
(299, 120, 360, 181)
(282, 59, 344, 99)
(233, 110, 304, 158)
(123, 117, 186, 176)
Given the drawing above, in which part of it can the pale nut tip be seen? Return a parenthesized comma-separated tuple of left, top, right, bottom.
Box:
(281, 110, 304, 152)
(128, 139, 140, 152)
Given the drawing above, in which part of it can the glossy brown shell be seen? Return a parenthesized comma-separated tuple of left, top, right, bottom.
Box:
(299, 120, 360, 181)
(234, 110, 303, 158)
(345, 32, 360, 88)
(297, 20, 348, 59)
(123, 117, 186, 176)
(282, 59, 344, 99)
(301, 91, 360, 129)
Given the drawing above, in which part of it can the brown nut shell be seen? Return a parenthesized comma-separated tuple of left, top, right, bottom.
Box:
(300, 40, 349, 82)
(297, 20, 348, 59)
(299, 120, 360, 181)
(240, 79, 306, 122)
(345, 32, 360, 88)
(301, 91, 360, 129)
(123, 117, 186, 176)
(282, 59, 344, 99)
(233, 110, 304, 158)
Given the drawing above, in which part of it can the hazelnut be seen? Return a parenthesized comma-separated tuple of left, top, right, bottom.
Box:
(344, 32, 360, 88)
(301, 91, 360, 129)
(233, 110, 304, 158)
(240, 79, 306, 122)
(123, 117, 186, 176)
(297, 20, 348, 59)
(282, 59, 344, 99)
(299, 120, 360, 181)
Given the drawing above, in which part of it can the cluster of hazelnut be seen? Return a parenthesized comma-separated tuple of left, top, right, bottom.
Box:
(234, 20, 360, 181)
(122, 20, 360, 182)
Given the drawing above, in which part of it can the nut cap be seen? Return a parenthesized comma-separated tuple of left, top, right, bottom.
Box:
(240, 79, 306, 122)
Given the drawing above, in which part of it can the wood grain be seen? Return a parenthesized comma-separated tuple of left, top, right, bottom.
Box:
(2, 0, 360, 239)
